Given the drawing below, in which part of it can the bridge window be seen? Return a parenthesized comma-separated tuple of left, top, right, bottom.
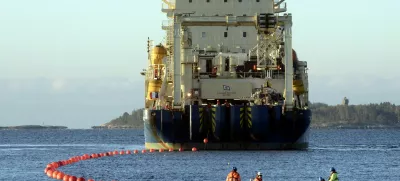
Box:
(243, 32, 247, 37)
(202, 32, 206, 38)
(225, 58, 230, 71)
(224, 32, 228, 37)
(206, 59, 212, 73)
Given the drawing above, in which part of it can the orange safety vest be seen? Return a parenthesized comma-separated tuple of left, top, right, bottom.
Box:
(226, 171, 241, 181)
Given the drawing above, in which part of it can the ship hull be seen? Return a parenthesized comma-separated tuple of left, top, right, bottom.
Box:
(143, 105, 311, 150)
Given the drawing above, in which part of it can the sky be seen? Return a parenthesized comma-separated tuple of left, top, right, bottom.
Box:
(0, 0, 399, 128)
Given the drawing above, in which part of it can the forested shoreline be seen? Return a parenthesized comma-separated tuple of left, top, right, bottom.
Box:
(95, 102, 400, 129)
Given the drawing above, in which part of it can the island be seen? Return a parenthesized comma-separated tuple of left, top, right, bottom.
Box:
(94, 99, 400, 129)
(0, 125, 68, 130)
(92, 108, 144, 129)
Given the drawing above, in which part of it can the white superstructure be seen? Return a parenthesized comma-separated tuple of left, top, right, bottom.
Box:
(143, 0, 309, 111)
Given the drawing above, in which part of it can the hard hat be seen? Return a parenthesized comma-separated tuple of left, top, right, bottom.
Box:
(232, 167, 237, 171)
(330, 167, 336, 172)
(319, 177, 324, 181)
(257, 172, 262, 176)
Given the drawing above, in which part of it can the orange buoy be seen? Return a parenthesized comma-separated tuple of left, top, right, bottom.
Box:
(108, 151, 113, 156)
(77, 177, 85, 181)
(91, 153, 97, 158)
(126, 150, 131, 154)
(52, 170, 59, 178)
(169, 148, 174, 152)
(149, 149, 154, 153)
(44, 167, 52, 174)
(159, 149, 164, 152)
(63, 175, 70, 181)
(84, 154, 90, 159)
(69, 176, 77, 181)
(113, 150, 119, 155)
(203, 138, 208, 144)
(57, 172, 65, 180)
(192, 147, 197, 152)
(46, 169, 54, 177)
(87, 179, 94, 181)
(58, 161, 63, 166)
(51, 162, 59, 168)
(179, 148, 183, 152)
(134, 150, 139, 154)
(120, 150, 125, 155)
(142, 150, 146, 153)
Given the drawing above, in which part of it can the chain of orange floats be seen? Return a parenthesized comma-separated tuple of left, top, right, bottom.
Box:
(44, 138, 208, 181)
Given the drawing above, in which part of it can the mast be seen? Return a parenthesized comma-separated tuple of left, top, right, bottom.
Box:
(283, 14, 294, 110)
(172, 15, 182, 108)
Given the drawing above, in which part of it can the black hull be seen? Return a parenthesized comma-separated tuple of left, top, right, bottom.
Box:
(143, 105, 311, 150)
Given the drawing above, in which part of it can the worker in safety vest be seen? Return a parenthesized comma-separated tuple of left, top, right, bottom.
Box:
(253, 172, 262, 181)
(328, 167, 339, 181)
(226, 167, 241, 181)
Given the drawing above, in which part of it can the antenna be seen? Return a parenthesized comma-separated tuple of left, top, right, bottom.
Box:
(147, 37, 150, 60)
(274, 0, 285, 7)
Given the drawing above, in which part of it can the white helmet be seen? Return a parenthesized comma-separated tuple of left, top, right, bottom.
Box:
(257, 172, 262, 176)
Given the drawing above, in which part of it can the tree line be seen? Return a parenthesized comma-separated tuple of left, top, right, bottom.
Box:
(101, 102, 400, 129)
(310, 102, 400, 128)
(96, 108, 144, 129)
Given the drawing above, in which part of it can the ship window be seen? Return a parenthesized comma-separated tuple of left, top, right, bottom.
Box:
(206, 59, 212, 73)
(243, 32, 247, 37)
(207, 0, 210, 2)
(224, 0, 227, 2)
(238, 0, 242, 2)
(189, 0, 192, 2)
(225, 58, 230, 71)
(242, 49, 246, 53)
(224, 32, 228, 37)
(201, 32, 206, 38)
(256, 0, 259, 2)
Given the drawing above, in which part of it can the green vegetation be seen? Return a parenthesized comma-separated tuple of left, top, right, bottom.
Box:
(92, 108, 144, 129)
(99, 102, 400, 129)
(311, 102, 400, 128)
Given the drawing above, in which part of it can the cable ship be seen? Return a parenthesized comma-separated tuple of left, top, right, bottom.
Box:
(141, 0, 311, 150)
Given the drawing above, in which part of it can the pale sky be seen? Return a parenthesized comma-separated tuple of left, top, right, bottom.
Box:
(0, 0, 399, 128)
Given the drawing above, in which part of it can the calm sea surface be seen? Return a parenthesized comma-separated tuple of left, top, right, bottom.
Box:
(0, 129, 399, 180)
